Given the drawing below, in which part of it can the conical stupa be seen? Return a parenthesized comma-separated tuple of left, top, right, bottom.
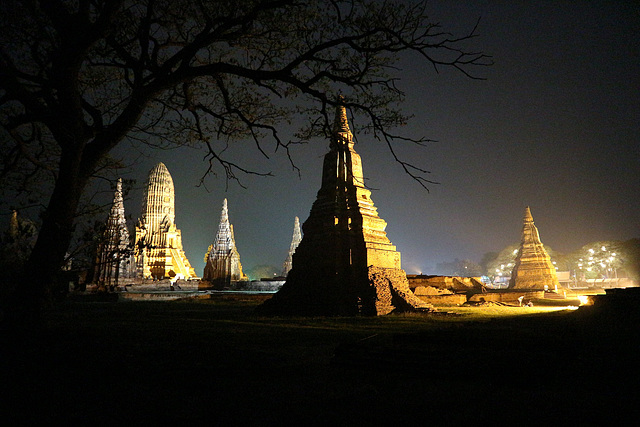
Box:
(134, 163, 196, 279)
(508, 206, 560, 290)
(203, 199, 247, 288)
(258, 100, 432, 315)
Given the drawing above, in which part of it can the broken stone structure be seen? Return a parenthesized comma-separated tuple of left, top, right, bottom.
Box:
(281, 216, 302, 277)
(203, 198, 248, 288)
(508, 206, 560, 290)
(134, 163, 196, 279)
(258, 102, 432, 316)
(95, 178, 134, 285)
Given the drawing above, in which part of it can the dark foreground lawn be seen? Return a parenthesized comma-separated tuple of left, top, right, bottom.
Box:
(1, 293, 638, 425)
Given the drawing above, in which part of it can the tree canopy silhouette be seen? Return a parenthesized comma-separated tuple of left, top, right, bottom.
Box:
(0, 0, 489, 317)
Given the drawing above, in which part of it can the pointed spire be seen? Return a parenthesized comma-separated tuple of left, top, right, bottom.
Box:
(204, 198, 246, 284)
(214, 198, 231, 250)
(221, 198, 229, 222)
(289, 216, 302, 251)
(111, 178, 124, 216)
(523, 206, 533, 223)
(509, 206, 559, 290)
(105, 178, 129, 249)
(282, 216, 303, 277)
(333, 101, 350, 134)
(331, 96, 353, 150)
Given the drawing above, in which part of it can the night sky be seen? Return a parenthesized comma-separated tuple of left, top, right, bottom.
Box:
(110, 1, 639, 277)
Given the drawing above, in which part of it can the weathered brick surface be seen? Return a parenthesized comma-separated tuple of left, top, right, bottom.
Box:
(258, 103, 430, 316)
(509, 207, 560, 290)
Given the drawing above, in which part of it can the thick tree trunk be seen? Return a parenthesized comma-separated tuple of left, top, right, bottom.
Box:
(4, 151, 89, 328)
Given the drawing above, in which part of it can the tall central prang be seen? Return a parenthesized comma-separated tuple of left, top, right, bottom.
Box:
(258, 100, 431, 315)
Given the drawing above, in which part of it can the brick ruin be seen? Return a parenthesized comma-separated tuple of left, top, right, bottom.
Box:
(508, 206, 561, 291)
(257, 101, 433, 316)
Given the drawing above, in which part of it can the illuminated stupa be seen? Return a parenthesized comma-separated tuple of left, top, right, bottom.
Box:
(94, 178, 134, 285)
(258, 100, 432, 315)
(134, 163, 196, 279)
(203, 199, 247, 288)
(508, 206, 560, 290)
(281, 216, 302, 277)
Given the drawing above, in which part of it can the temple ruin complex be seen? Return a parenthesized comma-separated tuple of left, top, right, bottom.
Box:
(134, 163, 196, 280)
(203, 199, 248, 288)
(281, 216, 302, 277)
(509, 206, 560, 291)
(258, 101, 433, 315)
(94, 178, 134, 286)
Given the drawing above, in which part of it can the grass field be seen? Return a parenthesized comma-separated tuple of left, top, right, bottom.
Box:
(2, 294, 637, 424)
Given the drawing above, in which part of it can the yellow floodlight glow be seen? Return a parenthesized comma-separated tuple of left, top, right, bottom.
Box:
(578, 295, 590, 306)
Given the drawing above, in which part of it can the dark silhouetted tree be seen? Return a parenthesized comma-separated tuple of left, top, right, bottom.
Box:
(0, 0, 489, 321)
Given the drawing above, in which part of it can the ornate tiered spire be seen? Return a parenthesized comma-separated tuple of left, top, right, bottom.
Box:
(203, 198, 247, 287)
(107, 178, 129, 249)
(95, 178, 133, 285)
(212, 198, 233, 252)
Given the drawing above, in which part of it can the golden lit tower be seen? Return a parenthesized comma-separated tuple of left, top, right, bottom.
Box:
(134, 163, 196, 279)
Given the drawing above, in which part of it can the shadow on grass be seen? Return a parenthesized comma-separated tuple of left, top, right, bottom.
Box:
(1, 294, 637, 424)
